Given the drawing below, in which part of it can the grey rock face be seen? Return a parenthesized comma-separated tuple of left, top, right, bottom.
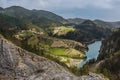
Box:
(97, 36, 120, 61)
(80, 72, 107, 80)
(0, 38, 105, 80)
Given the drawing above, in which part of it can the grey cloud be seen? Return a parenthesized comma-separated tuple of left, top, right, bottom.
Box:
(0, 0, 119, 10)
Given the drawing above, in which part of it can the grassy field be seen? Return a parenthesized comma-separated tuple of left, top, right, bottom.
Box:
(53, 26, 75, 35)
(49, 47, 85, 58)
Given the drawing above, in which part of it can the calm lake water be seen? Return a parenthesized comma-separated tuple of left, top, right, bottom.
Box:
(77, 41, 101, 68)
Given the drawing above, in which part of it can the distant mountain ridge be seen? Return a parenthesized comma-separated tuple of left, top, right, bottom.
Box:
(67, 18, 120, 28)
(1, 6, 120, 28)
(0, 6, 66, 24)
(0, 13, 28, 30)
(0, 6, 113, 44)
(67, 18, 87, 24)
(61, 20, 111, 44)
(0, 7, 3, 10)
(94, 19, 120, 28)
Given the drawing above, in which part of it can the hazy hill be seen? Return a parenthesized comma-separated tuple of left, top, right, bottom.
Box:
(94, 19, 120, 28)
(0, 7, 3, 10)
(52, 20, 111, 44)
(67, 18, 86, 24)
(0, 6, 113, 44)
(67, 18, 120, 28)
(0, 6, 65, 28)
(1, 6, 119, 29)
(0, 6, 65, 23)
(0, 13, 28, 30)
(32, 9, 66, 23)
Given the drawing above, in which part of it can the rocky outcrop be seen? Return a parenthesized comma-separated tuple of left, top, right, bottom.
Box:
(80, 72, 108, 80)
(0, 38, 106, 80)
(97, 30, 120, 61)
(96, 29, 120, 80)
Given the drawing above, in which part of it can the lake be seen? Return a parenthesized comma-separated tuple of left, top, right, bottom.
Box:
(77, 41, 101, 68)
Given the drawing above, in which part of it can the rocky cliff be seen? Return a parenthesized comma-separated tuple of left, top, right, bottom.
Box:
(96, 29, 120, 80)
(0, 38, 106, 80)
(97, 29, 120, 61)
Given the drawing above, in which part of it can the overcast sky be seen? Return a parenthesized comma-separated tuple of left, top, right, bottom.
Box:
(0, 0, 120, 21)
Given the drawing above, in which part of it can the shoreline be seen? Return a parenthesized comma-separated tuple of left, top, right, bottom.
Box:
(77, 40, 102, 68)
(84, 39, 100, 45)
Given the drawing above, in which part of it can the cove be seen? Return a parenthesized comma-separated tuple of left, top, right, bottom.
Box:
(78, 41, 101, 68)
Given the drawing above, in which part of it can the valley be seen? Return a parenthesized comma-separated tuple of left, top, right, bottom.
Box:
(0, 5, 120, 80)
